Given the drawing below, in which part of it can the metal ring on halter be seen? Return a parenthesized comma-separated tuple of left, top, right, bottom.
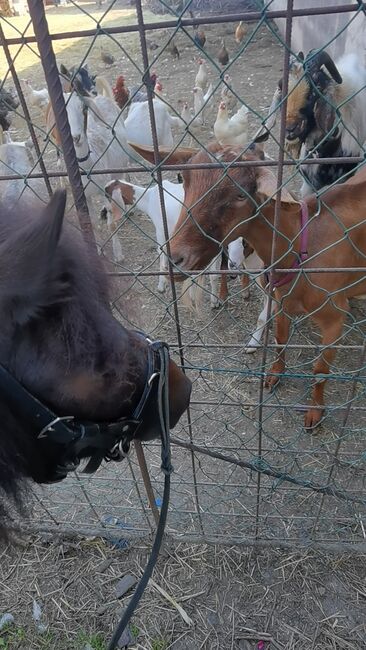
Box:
(148, 371, 160, 386)
(37, 416, 75, 439)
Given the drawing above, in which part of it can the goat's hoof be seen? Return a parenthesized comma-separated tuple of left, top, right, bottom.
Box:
(304, 408, 324, 430)
(157, 283, 167, 294)
(244, 344, 259, 354)
(242, 289, 250, 300)
(210, 297, 222, 309)
(264, 372, 281, 391)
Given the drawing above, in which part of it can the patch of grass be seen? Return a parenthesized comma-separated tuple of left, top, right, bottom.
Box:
(130, 623, 140, 639)
(0, 4, 168, 78)
(76, 630, 107, 650)
(37, 631, 56, 649)
(0, 625, 26, 649)
(151, 639, 169, 650)
(0, 626, 56, 650)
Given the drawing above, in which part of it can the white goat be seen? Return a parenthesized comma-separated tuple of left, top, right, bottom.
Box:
(64, 91, 135, 261)
(125, 99, 182, 148)
(0, 139, 48, 208)
(225, 236, 274, 352)
(104, 178, 246, 307)
(64, 92, 130, 199)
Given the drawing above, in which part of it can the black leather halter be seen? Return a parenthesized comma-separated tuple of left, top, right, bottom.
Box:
(0, 335, 169, 482)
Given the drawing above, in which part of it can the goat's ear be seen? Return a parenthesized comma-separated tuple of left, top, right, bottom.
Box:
(105, 180, 134, 205)
(314, 97, 335, 136)
(82, 96, 106, 122)
(60, 63, 71, 79)
(255, 167, 299, 204)
(253, 85, 282, 143)
(0, 190, 70, 326)
(127, 142, 198, 165)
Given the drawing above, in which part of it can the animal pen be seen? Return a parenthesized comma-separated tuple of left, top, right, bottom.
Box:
(1, 0, 366, 642)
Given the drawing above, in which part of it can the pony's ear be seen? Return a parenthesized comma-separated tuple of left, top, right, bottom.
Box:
(0, 190, 70, 325)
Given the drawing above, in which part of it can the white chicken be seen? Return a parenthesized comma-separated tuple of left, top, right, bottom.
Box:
(195, 59, 208, 91)
(178, 100, 200, 145)
(214, 101, 249, 146)
(22, 80, 49, 109)
(193, 83, 213, 125)
(180, 101, 191, 125)
(221, 73, 237, 114)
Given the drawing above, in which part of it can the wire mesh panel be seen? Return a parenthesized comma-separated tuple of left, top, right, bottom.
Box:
(1, 0, 366, 551)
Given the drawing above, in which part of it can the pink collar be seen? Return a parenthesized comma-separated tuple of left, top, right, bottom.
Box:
(272, 200, 309, 288)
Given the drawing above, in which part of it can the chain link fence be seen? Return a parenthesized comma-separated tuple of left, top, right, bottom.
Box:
(1, 0, 366, 552)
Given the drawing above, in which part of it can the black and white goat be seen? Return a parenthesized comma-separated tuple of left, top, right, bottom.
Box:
(0, 83, 19, 133)
(59, 63, 97, 96)
(255, 49, 366, 196)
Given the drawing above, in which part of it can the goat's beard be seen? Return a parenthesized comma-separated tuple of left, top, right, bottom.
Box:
(285, 138, 302, 159)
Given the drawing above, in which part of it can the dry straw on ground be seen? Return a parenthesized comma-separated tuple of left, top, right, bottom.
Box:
(1, 534, 366, 650)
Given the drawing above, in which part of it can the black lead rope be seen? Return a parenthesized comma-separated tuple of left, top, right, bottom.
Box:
(107, 343, 173, 650)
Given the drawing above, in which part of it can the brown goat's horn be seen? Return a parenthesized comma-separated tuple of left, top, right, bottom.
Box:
(313, 51, 342, 84)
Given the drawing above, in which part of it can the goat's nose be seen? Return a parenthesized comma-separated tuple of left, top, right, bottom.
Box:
(172, 252, 185, 268)
(285, 122, 297, 135)
(73, 134, 81, 145)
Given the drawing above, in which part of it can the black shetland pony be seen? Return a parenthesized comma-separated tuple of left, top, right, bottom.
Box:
(0, 191, 191, 536)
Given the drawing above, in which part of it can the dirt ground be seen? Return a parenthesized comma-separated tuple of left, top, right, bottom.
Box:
(1, 2, 366, 649)
(1, 534, 366, 650)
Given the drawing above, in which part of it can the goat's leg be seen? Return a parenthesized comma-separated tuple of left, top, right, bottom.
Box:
(56, 151, 66, 188)
(209, 257, 223, 309)
(107, 210, 124, 262)
(157, 251, 168, 293)
(218, 273, 229, 305)
(240, 272, 250, 300)
(304, 314, 345, 429)
(245, 293, 274, 353)
(264, 308, 291, 390)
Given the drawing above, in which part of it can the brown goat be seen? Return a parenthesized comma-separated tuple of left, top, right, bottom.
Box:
(130, 141, 366, 429)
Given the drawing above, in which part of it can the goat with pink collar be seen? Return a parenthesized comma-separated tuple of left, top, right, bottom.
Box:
(104, 179, 248, 307)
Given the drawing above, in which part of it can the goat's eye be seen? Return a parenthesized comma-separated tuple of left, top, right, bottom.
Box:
(236, 194, 246, 202)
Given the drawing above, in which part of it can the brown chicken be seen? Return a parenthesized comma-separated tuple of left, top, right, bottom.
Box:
(218, 39, 229, 67)
(167, 40, 180, 59)
(146, 38, 159, 51)
(100, 46, 115, 67)
(235, 21, 246, 44)
(194, 30, 206, 50)
(113, 75, 130, 109)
